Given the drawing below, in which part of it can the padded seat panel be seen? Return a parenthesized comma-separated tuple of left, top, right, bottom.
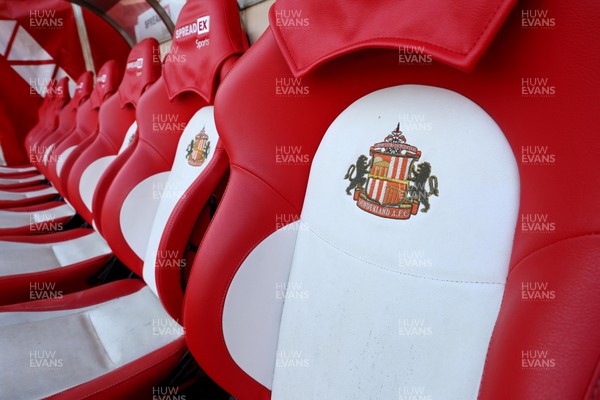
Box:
(0, 203, 75, 229)
(0, 231, 111, 275)
(0, 285, 182, 399)
(0, 186, 57, 201)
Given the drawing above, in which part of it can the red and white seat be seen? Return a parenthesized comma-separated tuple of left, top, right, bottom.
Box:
(184, 0, 600, 399)
(0, 79, 69, 179)
(0, 1, 246, 397)
(0, 61, 120, 236)
(0, 40, 160, 303)
(65, 38, 161, 226)
(0, 73, 93, 209)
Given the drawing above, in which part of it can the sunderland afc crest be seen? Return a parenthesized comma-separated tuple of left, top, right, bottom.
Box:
(344, 124, 439, 220)
(186, 126, 211, 167)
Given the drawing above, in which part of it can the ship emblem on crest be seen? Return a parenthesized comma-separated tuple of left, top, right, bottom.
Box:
(185, 126, 211, 167)
(344, 123, 439, 220)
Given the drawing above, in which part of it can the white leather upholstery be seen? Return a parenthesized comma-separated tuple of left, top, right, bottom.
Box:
(142, 106, 218, 293)
(238, 85, 519, 399)
(0, 186, 57, 201)
(0, 175, 43, 185)
(0, 203, 75, 229)
(56, 145, 76, 177)
(223, 222, 299, 389)
(0, 231, 111, 275)
(0, 286, 182, 399)
(79, 156, 116, 212)
(0, 166, 37, 174)
(120, 172, 170, 261)
(79, 121, 137, 213)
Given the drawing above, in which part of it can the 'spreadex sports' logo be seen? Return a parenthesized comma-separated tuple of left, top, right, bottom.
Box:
(127, 58, 144, 70)
(344, 124, 439, 220)
(175, 15, 210, 40)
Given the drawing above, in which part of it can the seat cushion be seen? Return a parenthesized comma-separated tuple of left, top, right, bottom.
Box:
(0, 202, 75, 234)
(0, 280, 184, 399)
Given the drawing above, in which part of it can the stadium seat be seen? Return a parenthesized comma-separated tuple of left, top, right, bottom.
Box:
(65, 38, 161, 226)
(0, 79, 69, 178)
(0, 2, 246, 397)
(0, 39, 160, 303)
(0, 73, 93, 209)
(184, 0, 600, 399)
(0, 62, 120, 236)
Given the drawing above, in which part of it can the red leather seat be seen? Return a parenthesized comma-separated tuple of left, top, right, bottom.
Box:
(0, 73, 93, 209)
(65, 38, 161, 226)
(0, 62, 121, 236)
(0, 79, 69, 179)
(184, 0, 600, 399)
(0, 40, 160, 303)
(0, 2, 246, 397)
(46, 60, 121, 196)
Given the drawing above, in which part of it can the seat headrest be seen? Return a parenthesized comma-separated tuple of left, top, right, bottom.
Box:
(89, 60, 120, 109)
(269, 0, 517, 76)
(71, 71, 94, 107)
(163, 0, 247, 103)
(118, 38, 162, 108)
(55, 76, 70, 103)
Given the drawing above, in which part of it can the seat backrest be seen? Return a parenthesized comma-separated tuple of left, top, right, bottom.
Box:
(183, 0, 600, 399)
(49, 60, 121, 194)
(26, 77, 70, 165)
(64, 38, 161, 225)
(96, 0, 247, 303)
(37, 71, 94, 173)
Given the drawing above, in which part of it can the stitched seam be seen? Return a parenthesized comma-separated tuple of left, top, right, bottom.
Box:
(302, 221, 505, 285)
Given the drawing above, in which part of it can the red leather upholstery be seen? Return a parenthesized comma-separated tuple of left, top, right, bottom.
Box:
(36, 72, 94, 177)
(46, 61, 120, 195)
(184, 0, 600, 399)
(66, 39, 161, 225)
